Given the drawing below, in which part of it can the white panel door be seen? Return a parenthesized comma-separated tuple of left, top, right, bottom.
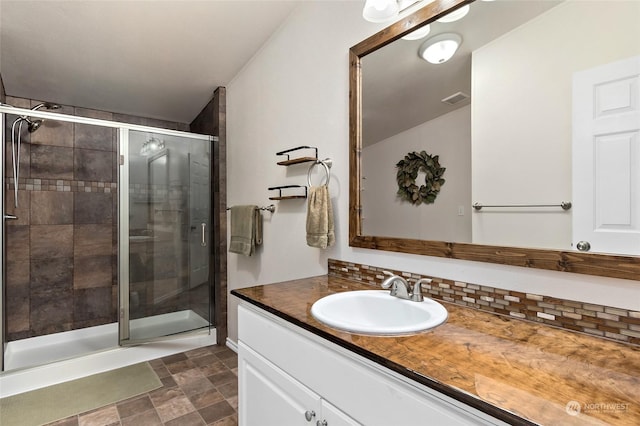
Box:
(239, 342, 321, 426)
(573, 55, 640, 254)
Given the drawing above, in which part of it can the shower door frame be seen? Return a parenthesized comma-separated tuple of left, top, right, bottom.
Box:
(118, 128, 215, 345)
(0, 106, 216, 370)
(1, 111, 5, 371)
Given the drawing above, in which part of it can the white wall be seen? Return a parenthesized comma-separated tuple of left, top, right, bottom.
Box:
(362, 105, 471, 242)
(226, 1, 640, 343)
(471, 0, 640, 250)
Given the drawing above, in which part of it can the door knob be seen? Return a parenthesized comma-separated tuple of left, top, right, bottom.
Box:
(576, 241, 591, 252)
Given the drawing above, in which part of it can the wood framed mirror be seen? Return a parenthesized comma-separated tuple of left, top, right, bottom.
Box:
(349, 0, 640, 281)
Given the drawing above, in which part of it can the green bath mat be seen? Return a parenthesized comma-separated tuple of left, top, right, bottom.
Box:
(0, 362, 162, 426)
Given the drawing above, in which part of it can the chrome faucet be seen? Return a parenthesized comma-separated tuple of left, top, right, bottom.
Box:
(381, 271, 411, 299)
(381, 271, 432, 302)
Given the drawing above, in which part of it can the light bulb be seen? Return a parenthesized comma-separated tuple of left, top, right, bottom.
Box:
(402, 24, 431, 41)
(418, 33, 462, 64)
(363, 0, 399, 23)
(437, 4, 469, 23)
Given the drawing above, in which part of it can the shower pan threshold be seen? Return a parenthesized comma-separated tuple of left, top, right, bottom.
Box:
(0, 310, 216, 398)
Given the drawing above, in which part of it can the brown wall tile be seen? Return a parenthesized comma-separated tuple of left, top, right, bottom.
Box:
(30, 290, 74, 335)
(30, 257, 73, 294)
(74, 255, 113, 289)
(4, 191, 30, 225)
(6, 293, 30, 335)
(6, 225, 30, 258)
(75, 123, 114, 151)
(31, 145, 74, 179)
(30, 224, 73, 259)
(4, 136, 31, 179)
(74, 148, 113, 181)
(74, 192, 113, 224)
(31, 191, 73, 224)
(30, 118, 74, 147)
(6, 260, 30, 296)
(74, 224, 112, 256)
(74, 287, 112, 322)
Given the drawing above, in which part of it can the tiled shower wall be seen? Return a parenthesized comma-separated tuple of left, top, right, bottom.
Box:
(3, 95, 188, 341)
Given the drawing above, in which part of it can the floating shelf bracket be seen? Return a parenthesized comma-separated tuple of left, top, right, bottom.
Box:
(268, 185, 308, 200)
(276, 146, 318, 166)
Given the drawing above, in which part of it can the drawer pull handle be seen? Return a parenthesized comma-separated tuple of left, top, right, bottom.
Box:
(304, 410, 316, 422)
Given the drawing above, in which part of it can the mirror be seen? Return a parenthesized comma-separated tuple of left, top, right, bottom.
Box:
(349, 0, 640, 280)
(148, 148, 169, 200)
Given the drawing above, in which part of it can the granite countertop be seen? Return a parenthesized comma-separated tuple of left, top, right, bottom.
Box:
(232, 275, 640, 426)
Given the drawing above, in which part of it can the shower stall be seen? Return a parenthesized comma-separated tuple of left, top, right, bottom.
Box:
(0, 102, 219, 394)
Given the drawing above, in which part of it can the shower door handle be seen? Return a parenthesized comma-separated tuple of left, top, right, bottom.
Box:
(201, 223, 207, 247)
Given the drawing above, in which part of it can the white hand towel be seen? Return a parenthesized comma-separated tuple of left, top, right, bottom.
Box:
(306, 185, 335, 249)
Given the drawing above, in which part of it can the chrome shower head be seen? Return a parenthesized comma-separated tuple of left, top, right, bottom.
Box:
(27, 119, 44, 133)
(31, 102, 61, 111)
(24, 103, 61, 133)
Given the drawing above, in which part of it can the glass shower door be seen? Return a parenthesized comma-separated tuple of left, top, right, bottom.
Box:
(119, 129, 212, 344)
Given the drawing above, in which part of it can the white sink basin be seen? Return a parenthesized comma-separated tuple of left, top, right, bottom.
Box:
(310, 290, 448, 335)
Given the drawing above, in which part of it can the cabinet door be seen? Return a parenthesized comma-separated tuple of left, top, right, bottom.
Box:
(239, 342, 320, 426)
(321, 399, 361, 426)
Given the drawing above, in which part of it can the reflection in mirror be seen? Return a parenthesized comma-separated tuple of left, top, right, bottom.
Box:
(350, 0, 640, 281)
(360, 0, 640, 255)
(148, 148, 169, 198)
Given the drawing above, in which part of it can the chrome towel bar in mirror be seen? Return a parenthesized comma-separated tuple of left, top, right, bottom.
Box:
(472, 202, 572, 211)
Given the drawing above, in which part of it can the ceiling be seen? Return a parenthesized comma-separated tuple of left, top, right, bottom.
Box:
(0, 0, 299, 124)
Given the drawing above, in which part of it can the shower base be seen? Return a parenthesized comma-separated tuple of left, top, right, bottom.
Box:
(1, 310, 216, 397)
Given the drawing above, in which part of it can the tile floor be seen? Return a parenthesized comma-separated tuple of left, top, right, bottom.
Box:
(46, 345, 238, 426)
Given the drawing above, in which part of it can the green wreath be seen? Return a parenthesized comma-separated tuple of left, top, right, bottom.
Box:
(396, 151, 446, 205)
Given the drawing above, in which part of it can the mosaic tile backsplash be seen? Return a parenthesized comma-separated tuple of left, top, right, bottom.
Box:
(328, 259, 640, 346)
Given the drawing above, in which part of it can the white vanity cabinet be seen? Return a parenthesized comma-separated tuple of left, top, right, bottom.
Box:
(239, 342, 359, 425)
(238, 304, 506, 426)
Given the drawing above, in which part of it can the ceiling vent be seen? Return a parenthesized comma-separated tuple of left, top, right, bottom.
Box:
(441, 91, 470, 105)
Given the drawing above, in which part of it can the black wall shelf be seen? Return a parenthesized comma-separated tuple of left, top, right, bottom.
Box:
(268, 185, 307, 200)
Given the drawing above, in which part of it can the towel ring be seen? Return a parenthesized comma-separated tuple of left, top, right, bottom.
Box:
(308, 159, 332, 187)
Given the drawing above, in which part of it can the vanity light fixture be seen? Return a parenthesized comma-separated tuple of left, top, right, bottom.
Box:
(418, 33, 462, 64)
(436, 4, 470, 23)
(362, 0, 424, 23)
(402, 24, 431, 40)
(140, 136, 165, 156)
(362, 0, 399, 23)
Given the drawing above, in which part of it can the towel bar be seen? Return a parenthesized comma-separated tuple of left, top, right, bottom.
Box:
(227, 205, 275, 213)
(472, 202, 572, 211)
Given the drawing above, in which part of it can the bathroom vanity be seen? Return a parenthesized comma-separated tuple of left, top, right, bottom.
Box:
(233, 276, 640, 426)
(238, 303, 501, 426)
